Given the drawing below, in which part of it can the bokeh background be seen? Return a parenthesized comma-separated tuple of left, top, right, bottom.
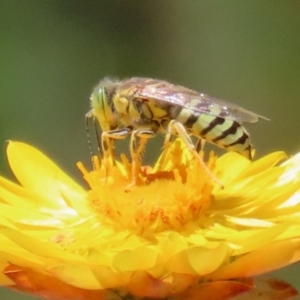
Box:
(0, 1, 300, 299)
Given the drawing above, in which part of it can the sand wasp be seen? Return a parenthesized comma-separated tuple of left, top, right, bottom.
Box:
(86, 77, 267, 184)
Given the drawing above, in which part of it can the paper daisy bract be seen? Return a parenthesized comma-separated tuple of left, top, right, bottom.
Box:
(0, 140, 299, 299)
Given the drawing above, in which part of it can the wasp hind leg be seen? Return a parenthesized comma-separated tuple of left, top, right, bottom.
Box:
(158, 127, 205, 168)
(165, 120, 223, 187)
(195, 138, 205, 153)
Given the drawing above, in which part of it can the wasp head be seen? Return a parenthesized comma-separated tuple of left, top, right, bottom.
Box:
(90, 78, 121, 131)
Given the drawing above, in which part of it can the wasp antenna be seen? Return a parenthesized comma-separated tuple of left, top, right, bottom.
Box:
(93, 117, 103, 159)
(85, 112, 96, 170)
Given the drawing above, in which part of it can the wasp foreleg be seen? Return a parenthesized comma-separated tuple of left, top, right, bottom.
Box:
(101, 128, 132, 179)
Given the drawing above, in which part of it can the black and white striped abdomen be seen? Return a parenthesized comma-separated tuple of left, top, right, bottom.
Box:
(176, 108, 253, 159)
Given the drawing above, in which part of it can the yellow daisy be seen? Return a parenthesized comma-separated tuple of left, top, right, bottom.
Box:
(0, 139, 299, 299)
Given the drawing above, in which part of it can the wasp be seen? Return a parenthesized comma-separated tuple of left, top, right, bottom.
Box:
(86, 77, 267, 185)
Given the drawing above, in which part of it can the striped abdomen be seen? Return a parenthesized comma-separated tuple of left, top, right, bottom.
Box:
(176, 109, 252, 159)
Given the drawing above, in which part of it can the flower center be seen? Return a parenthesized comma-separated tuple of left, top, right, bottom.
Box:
(79, 140, 215, 234)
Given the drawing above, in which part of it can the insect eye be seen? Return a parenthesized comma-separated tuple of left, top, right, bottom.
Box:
(97, 87, 103, 100)
(100, 87, 108, 102)
(90, 87, 104, 106)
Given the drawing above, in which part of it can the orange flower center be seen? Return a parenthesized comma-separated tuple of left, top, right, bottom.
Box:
(78, 141, 215, 234)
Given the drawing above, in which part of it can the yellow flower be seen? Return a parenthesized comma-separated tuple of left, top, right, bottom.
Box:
(0, 140, 299, 299)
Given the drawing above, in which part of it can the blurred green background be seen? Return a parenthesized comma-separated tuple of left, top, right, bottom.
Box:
(0, 1, 300, 299)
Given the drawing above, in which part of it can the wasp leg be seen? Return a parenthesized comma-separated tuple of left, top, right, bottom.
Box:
(101, 127, 132, 177)
(195, 138, 206, 153)
(166, 120, 223, 187)
(155, 129, 178, 170)
(127, 129, 156, 190)
(101, 127, 132, 161)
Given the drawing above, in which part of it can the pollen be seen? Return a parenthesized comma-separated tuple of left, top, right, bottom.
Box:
(79, 140, 215, 234)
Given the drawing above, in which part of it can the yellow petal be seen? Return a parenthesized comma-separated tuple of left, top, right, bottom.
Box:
(1, 139, 300, 299)
(48, 263, 102, 290)
(6, 141, 88, 214)
(166, 243, 228, 275)
(208, 238, 300, 280)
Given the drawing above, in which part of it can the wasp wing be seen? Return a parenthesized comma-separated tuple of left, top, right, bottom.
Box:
(132, 79, 268, 123)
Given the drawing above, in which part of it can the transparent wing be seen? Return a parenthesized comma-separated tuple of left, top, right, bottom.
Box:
(130, 78, 268, 123)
